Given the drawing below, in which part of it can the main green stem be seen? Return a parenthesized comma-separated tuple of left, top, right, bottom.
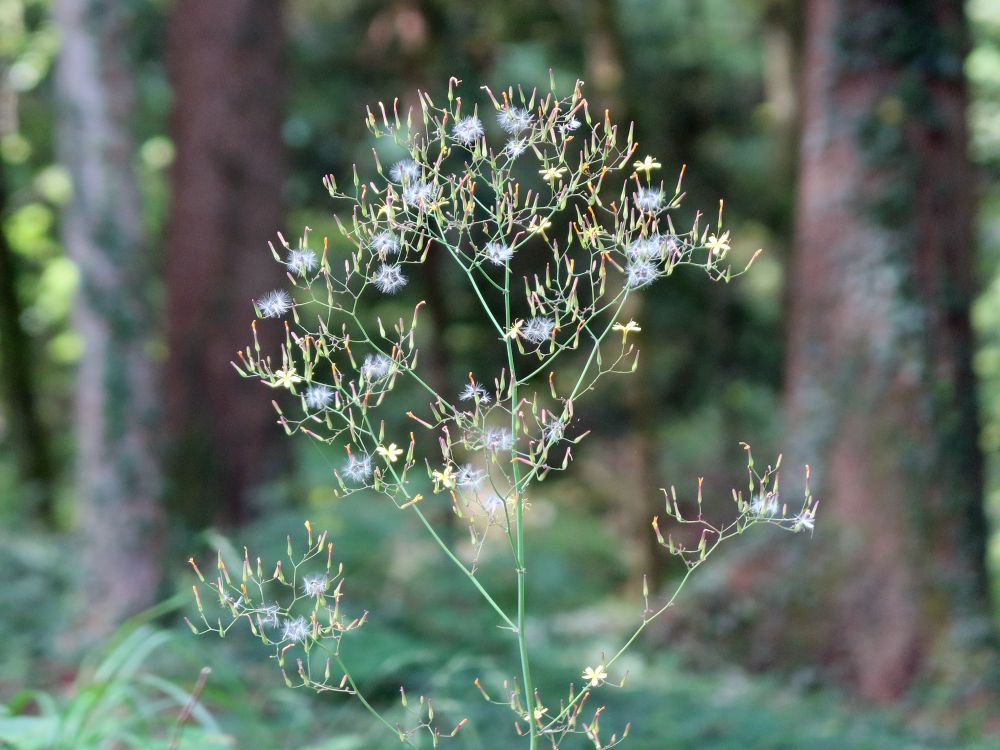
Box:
(505, 261, 537, 750)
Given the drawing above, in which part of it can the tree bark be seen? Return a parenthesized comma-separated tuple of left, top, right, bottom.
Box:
(165, 0, 288, 524)
(781, 0, 993, 699)
(54, 0, 164, 638)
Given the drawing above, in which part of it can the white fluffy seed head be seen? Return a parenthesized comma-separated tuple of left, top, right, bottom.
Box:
(370, 231, 401, 256)
(389, 159, 421, 183)
(483, 241, 514, 266)
(452, 115, 485, 145)
(497, 106, 532, 134)
(342, 453, 373, 482)
(286, 249, 318, 275)
(304, 384, 334, 410)
(522, 316, 554, 344)
(256, 289, 293, 318)
(626, 259, 658, 288)
(374, 263, 407, 294)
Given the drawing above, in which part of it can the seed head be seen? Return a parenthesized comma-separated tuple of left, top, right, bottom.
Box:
(286, 249, 318, 275)
(460, 382, 491, 404)
(505, 138, 528, 158)
(343, 453, 373, 482)
(522, 316, 554, 344)
(256, 289, 293, 318)
(483, 241, 514, 266)
(497, 106, 532, 134)
(389, 159, 421, 183)
(361, 353, 393, 382)
(543, 419, 566, 444)
(627, 236, 663, 261)
(281, 617, 310, 643)
(750, 493, 779, 518)
(302, 574, 328, 597)
(370, 231, 401, 256)
(456, 464, 485, 487)
(256, 603, 280, 629)
(452, 115, 485, 145)
(626, 259, 658, 288)
(483, 428, 514, 452)
(402, 180, 439, 209)
(374, 263, 407, 294)
(561, 116, 582, 133)
(635, 187, 664, 213)
(304, 384, 334, 410)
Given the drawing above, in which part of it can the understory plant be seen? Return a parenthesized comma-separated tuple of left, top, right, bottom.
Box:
(188, 75, 816, 749)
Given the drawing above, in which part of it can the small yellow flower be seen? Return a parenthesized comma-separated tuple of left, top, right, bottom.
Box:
(269, 368, 302, 390)
(612, 319, 642, 343)
(582, 664, 608, 687)
(523, 704, 548, 722)
(431, 466, 456, 490)
(528, 218, 552, 235)
(705, 231, 731, 257)
(507, 319, 524, 340)
(538, 166, 567, 183)
(633, 155, 661, 174)
(579, 224, 602, 246)
(377, 443, 403, 463)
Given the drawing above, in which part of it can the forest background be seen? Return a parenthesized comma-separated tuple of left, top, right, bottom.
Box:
(2, 1, 1000, 748)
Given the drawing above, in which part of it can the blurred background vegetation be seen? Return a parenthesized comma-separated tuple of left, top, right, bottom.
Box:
(2, 0, 1000, 747)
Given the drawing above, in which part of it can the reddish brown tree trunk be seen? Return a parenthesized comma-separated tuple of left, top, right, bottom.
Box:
(165, 0, 288, 523)
(782, 0, 993, 699)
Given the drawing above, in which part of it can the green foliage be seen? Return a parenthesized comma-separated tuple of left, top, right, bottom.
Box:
(0, 625, 225, 750)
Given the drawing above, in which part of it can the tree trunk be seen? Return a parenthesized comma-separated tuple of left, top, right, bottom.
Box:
(165, 0, 288, 524)
(782, 0, 993, 699)
(54, 0, 164, 638)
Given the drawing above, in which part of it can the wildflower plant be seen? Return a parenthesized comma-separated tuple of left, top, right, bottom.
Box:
(190, 76, 816, 749)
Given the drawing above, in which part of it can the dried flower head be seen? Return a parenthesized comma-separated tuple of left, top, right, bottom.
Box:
(402, 180, 439, 209)
(505, 138, 528, 158)
(370, 231, 401, 256)
(750, 493, 780, 518)
(256, 289, 293, 318)
(626, 236, 663, 261)
(483, 241, 514, 266)
(342, 453, 373, 483)
(452, 115, 485, 145)
(304, 384, 334, 410)
(543, 419, 566, 444)
(561, 116, 582, 133)
(636, 187, 664, 213)
(460, 382, 492, 404)
(497, 106, 532, 134)
(256, 603, 280, 629)
(374, 263, 407, 294)
(302, 574, 328, 597)
(389, 159, 421, 183)
(456, 464, 485, 488)
(281, 617, 310, 643)
(626, 259, 658, 288)
(522, 316, 554, 344)
(483, 427, 514, 452)
(287, 249, 318, 275)
(361, 353, 393, 382)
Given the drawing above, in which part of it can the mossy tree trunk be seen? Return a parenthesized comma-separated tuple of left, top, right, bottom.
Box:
(165, 0, 289, 524)
(54, 0, 164, 639)
(782, 0, 993, 699)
